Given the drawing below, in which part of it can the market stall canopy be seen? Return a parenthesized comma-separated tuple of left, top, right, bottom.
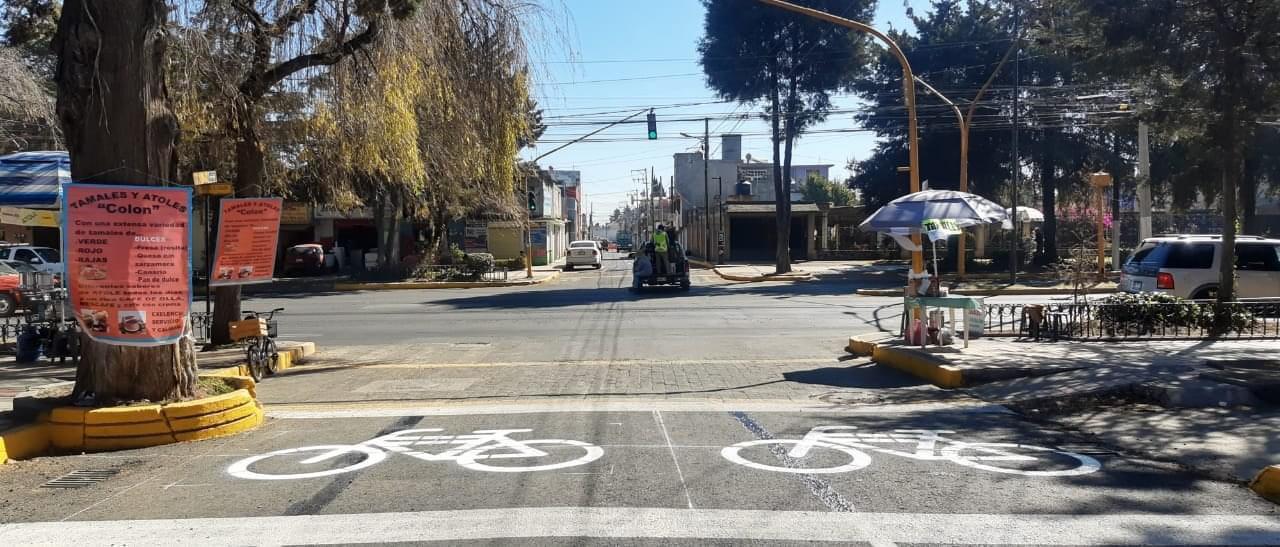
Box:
(0, 151, 71, 208)
(1001, 206, 1044, 229)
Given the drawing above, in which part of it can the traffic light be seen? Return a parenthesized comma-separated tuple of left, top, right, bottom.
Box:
(646, 110, 657, 140)
(527, 190, 537, 211)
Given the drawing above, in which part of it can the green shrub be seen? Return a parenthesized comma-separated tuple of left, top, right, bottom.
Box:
(1095, 292, 1256, 335)
(464, 253, 495, 280)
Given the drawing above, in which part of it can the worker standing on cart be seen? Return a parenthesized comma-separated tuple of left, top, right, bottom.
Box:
(653, 224, 670, 274)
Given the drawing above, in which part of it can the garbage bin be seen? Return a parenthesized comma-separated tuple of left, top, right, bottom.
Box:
(16, 325, 42, 363)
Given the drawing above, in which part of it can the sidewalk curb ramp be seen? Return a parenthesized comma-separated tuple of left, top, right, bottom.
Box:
(203, 341, 317, 378)
(688, 259, 814, 283)
(334, 272, 559, 291)
(844, 336, 1081, 389)
(1251, 465, 1280, 504)
(1, 375, 263, 462)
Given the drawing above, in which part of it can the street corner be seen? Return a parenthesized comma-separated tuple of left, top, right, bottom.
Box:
(1251, 465, 1280, 504)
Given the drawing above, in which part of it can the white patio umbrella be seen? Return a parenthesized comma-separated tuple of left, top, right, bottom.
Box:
(1001, 206, 1044, 229)
(860, 190, 1008, 281)
(860, 190, 1007, 244)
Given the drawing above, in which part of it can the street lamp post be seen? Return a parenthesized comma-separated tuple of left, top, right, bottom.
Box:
(756, 0, 924, 278)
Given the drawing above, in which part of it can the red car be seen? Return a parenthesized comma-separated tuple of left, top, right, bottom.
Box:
(0, 262, 23, 317)
(284, 243, 327, 276)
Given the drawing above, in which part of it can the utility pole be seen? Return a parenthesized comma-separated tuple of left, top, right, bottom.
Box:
(712, 176, 723, 264)
(703, 118, 711, 260)
(1009, 2, 1021, 283)
(1137, 121, 1152, 240)
(757, 0, 924, 279)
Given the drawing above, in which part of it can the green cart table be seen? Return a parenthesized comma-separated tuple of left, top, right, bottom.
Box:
(903, 295, 984, 349)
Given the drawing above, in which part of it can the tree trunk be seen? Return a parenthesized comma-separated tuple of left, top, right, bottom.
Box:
(769, 75, 791, 274)
(1039, 129, 1057, 264)
(55, 0, 197, 402)
(1242, 152, 1258, 235)
(211, 100, 265, 345)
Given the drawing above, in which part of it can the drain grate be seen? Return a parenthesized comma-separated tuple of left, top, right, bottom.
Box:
(42, 469, 119, 489)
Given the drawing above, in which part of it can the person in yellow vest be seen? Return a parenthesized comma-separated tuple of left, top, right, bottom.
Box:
(653, 223, 670, 275)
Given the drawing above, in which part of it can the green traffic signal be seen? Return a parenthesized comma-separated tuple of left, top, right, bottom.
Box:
(646, 111, 657, 140)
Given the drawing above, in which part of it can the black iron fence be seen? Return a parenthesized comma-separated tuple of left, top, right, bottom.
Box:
(413, 264, 510, 283)
(983, 299, 1280, 341)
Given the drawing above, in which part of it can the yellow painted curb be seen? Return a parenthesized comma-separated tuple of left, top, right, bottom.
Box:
(84, 404, 164, 425)
(846, 336, 878, 356)
(1251, 465, 1280, 503)
(162, 389, 253, 419)
(335, 271, 559, 291)
(86, 420, 171, 438)
(173, 405, 262, 442)
(871, 345, 964, 388)
(167, 399, 258, 432)
(2, 378, 265, 462)
(0, 424, 49, 462)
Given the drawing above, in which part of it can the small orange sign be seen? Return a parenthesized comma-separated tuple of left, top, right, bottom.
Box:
(210, 198, 282, 286)
(63, 184, 192, 346)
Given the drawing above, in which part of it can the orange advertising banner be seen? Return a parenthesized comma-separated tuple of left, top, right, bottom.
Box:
(63, 184, 193, 347)
(210, 198, 282, 286)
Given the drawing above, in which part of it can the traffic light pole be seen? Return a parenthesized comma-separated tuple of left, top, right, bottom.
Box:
(523, 108, 650, 278)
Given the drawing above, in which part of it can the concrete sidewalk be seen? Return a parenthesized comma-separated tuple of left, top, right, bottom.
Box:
(850, 335, 1280, 488)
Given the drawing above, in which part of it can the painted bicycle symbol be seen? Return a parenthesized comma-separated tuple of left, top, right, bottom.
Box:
(722, 427, 1101, 477)
(228, 428, 604, 480)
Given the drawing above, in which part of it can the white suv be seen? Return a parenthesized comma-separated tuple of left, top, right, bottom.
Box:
(1120, 235, 1280, 299)
(0, 245, 62, 275)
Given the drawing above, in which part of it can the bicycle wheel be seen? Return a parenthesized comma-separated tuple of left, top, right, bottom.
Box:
(245, 339, 264, 382)
(721, 440, 871, 474)
(227, 445, 386, 481)
(263, 337, 280, 375)
(456, 440, 604, 473)
(942, 442, 1101, 477)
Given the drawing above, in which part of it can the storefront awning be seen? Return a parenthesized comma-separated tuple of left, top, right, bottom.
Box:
(0, 151, 71, 208)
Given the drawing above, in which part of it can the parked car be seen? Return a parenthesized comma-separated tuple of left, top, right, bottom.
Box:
(0, 261, 23, 316)
(0, 245, 61, 275)
(283, 243, 327, 276)
(565, 240, 602, 271)
(1121, 234, 1280, 299)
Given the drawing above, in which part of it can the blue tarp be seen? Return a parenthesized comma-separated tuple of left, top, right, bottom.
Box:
(0, 151, 71, 207)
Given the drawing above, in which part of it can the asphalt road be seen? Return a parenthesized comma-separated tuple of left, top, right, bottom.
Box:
(239, 253, 1054, 363)
(2, 255, 1277, 545)
(1, 403, 1277, 544)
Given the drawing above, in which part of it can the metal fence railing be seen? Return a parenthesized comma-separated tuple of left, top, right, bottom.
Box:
(983, 299, 1280, 341)
(190, 312, 212, 344)
(413, 265, 510, 282)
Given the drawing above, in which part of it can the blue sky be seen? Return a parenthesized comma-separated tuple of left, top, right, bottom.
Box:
(523, 0, 930, 220)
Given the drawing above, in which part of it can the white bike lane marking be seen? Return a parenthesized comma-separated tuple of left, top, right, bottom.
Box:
(227, 427, 605, 480)
(721, 425, 1103, 477)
